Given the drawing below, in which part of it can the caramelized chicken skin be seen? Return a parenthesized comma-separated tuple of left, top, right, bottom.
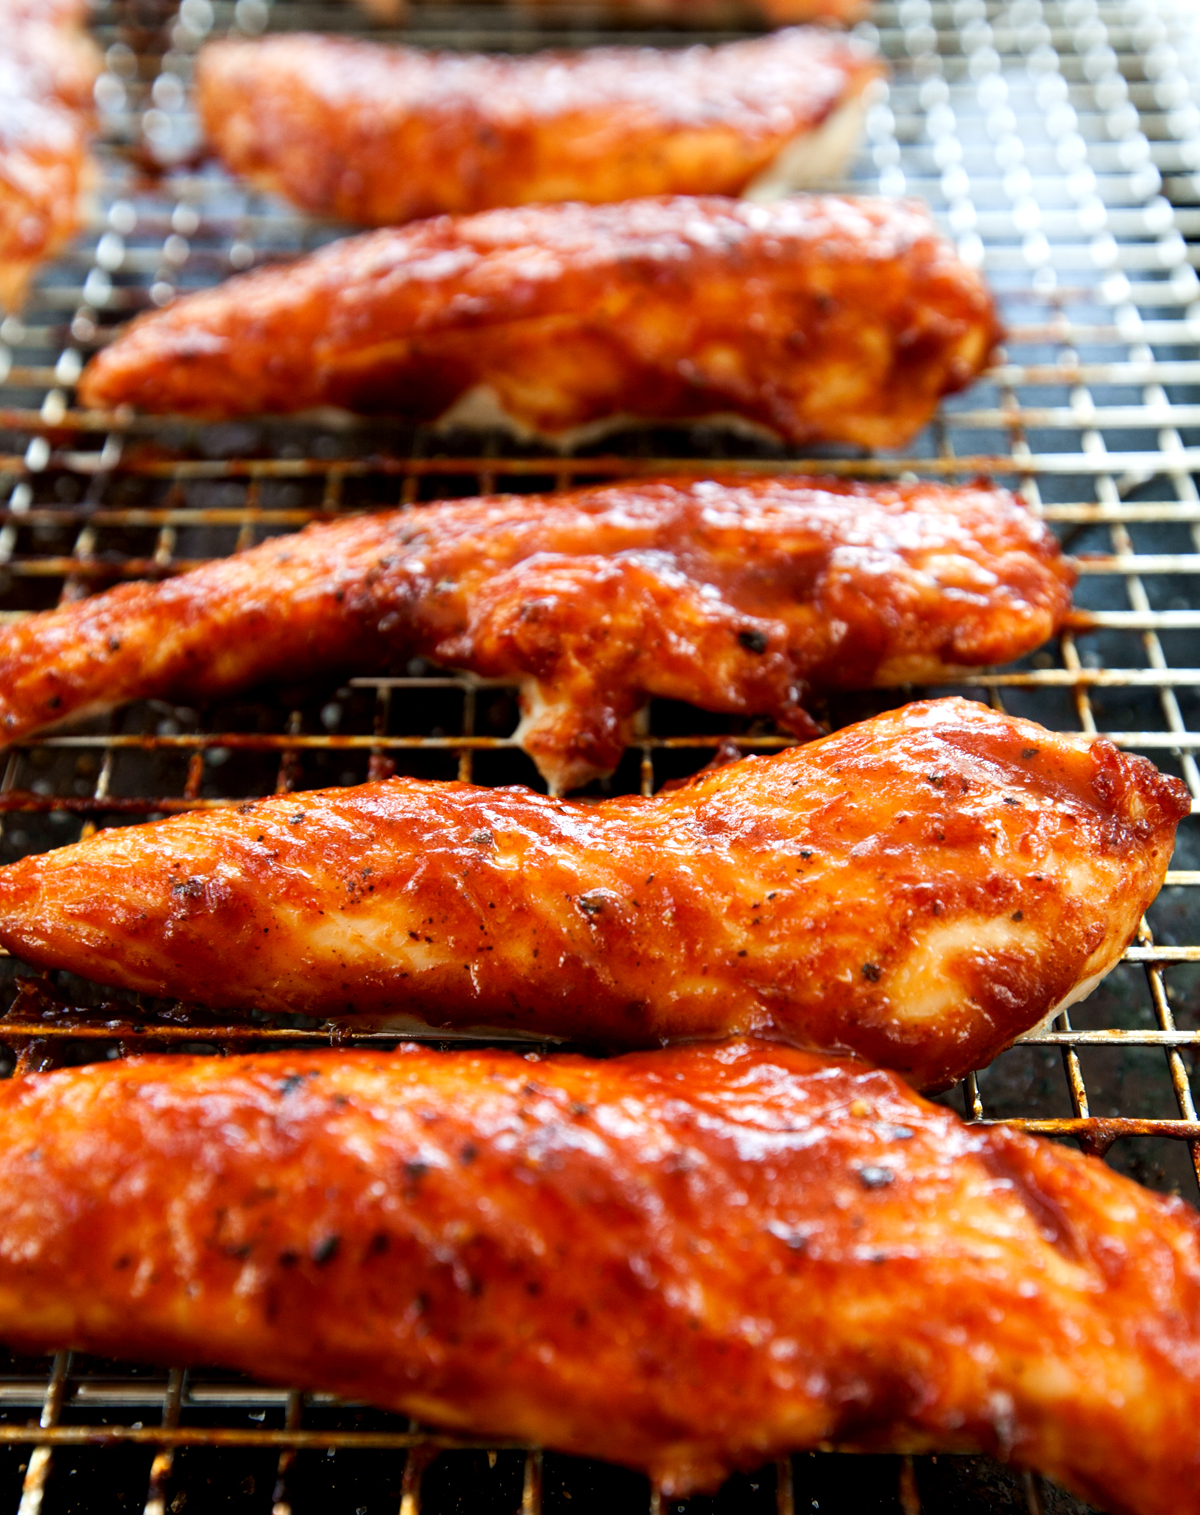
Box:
(0, 0, 100, 310)
(195, 31, 881, 226)
(0, 699, 1186, 1088)
(3, 1038, 1200, 1512)
(0, 476, 1073, 791)
(77, 197, 1000, 448)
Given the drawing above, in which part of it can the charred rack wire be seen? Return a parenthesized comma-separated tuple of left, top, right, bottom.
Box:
(1, 0, 1200, 1509)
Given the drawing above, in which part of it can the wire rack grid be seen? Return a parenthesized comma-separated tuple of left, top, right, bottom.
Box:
(1, 0, 1200, 1509)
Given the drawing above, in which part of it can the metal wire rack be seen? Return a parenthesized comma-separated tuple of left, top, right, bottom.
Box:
(1, 0, 1200, 1508)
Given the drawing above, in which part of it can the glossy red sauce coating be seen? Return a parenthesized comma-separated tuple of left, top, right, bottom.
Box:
(78, 196, 1000, 448)
(0, 475, 1073, 792)
(0, 0, 99, 311)
(194, 30, 881, 224)
(0, 699, 1186, 1088)
(2, 1038, 1200, 1512)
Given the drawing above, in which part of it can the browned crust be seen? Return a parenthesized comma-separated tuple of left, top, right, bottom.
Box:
(0, 698, 1186, 1087)
(2, 1039, 1200, 1512)
(79, 196, 1001, 448)
(195, 29, 882, 224)
(0, 475, 1072, 790)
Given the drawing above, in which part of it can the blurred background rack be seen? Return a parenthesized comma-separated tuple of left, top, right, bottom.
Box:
(2, 0, 1200, 1508)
